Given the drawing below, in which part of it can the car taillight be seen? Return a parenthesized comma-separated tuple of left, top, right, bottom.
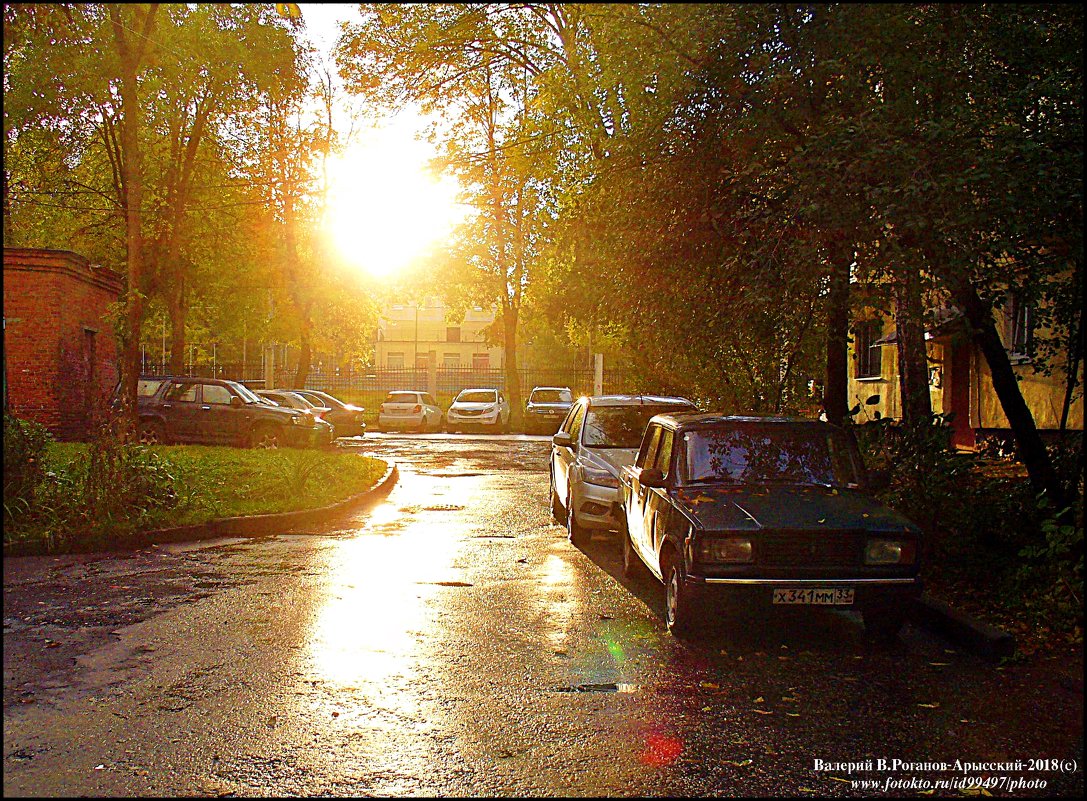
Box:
(413, 404, 421, 413)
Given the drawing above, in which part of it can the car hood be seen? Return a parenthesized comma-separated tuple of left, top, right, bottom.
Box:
(671, 485, 919, 534)
(528, 402, 571, 411)
(583, 448, 639, 476)
(451, 402, 498, 412)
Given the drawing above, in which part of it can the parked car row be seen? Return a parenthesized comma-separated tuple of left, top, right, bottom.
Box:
(375, 387, 521, 434)
(548, 395, 923, 641)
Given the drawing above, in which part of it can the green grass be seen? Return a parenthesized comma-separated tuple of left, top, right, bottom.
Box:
(17, 442, 387, 541)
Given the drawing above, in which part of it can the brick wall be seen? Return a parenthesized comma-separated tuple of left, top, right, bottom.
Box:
(3, 248, 123, 440)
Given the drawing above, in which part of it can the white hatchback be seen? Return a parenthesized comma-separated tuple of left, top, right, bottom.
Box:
(377, 390, 444, 432)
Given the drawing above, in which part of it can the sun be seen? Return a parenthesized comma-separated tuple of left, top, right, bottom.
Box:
(324, 122, 464, 278)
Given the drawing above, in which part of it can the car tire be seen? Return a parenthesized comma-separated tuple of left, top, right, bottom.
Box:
(549, 469, 565, 522)
(138, 420, 166, 446)
(862, 605, 906, 640)
(665, 557, 698, 637)
(567, 488, 590, 549)
(249, 424, 282, 449)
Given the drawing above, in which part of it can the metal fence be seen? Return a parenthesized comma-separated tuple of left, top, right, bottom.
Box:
(137, 359, 633, 410)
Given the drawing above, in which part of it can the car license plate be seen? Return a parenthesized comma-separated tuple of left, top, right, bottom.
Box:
(772, 588, 854, 605)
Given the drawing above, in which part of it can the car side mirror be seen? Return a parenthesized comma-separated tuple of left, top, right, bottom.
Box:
(640, 467, 667, 488)
(552, 431, 574, 448)
(865, 468, 891, 491)
(230, 396, 244, 408)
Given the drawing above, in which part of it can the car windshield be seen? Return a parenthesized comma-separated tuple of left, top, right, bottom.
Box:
(385, 393, 419, 404)
(679, 425, 861, 488)
(284, 393, 316, 408)
(228, 381, 262, 404)
(457, 390, 497, 404)
(308, 391, 344, 409)
(137, 379, 164, 398)
(530, 389, 572, 403)
(583, 405, 691, 449)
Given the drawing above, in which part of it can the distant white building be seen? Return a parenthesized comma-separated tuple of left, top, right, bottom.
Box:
(374, 299, 502, 369)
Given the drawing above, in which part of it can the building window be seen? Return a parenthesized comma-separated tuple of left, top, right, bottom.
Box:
(473, 353, 489, 369)
(387, 352, 404, 368)
(854, 319, 883, 379)
(1007, 293, 1034, 360)
(446, 326, 461, 343)
(443, 353, 460, 368)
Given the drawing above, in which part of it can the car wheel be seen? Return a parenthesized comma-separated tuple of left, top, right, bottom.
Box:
(138, 420, 166, 446)
(567, 488, 590, 549)
(549, 469, 565, 522)
(250, 424, 282, 449)
(665, 557, 698, 637)
(862, 605, 906, 640)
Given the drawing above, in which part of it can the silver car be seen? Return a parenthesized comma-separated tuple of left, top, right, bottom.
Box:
(550, 394, 697, 548)
(377, 390, 444, 432)
(446, 388, 511, 433)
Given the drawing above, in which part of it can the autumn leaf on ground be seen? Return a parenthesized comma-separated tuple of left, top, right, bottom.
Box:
(753, 708, 773, 715)
(917, 702, 940, 708)
(700, 681, 720, 689)
(829, 776, 850, 784)
(754, 696, 765, 702)
(724, 759, 753, 767)
(786, 712, 801, 717)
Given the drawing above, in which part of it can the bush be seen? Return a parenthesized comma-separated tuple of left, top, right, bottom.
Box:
(4, 413, 180, 553)
(3, 413, 52, 526)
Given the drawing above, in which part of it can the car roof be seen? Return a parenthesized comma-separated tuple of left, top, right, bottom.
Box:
(457, 387, 498, 393)
(582, 394, 696, 408)
(655, 412, 836, 430)
(530, 386, 571, 392)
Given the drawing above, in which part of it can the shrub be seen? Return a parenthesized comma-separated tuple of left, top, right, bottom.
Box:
(3, 413, 52, 526)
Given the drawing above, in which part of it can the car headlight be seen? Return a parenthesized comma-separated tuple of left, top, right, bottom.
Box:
(290, 414, 313, 427)
(695, 537, 753, 563)
(582, 463, 619, 489)
(864, 538, 917, 565)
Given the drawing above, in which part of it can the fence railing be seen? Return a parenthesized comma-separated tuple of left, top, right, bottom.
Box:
(136, 361, 633, 409)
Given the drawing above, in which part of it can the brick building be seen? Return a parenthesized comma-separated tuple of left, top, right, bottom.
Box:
(3, 247, 124, 440)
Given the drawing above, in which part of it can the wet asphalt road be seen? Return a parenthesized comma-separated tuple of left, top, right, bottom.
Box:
(3, 434, 1083, 797)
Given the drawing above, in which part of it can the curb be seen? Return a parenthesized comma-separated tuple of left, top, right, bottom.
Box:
(908, 594, 1017, 661)
(4, 460, 398, 557)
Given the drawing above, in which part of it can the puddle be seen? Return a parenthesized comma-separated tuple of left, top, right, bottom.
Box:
(551, 683, 639, 694)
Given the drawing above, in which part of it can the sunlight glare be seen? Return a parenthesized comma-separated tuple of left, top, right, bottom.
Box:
(325, 122, 463, 279)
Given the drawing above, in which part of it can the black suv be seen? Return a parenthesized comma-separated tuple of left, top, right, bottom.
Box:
(134, 376, 331, 449)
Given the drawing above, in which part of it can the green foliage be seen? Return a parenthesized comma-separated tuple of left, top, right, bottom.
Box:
(1017, 496, 1084, 638)
(3, 413, 52, 526)
(5, 417, 180, 553)
(855, 416, 1084, 644)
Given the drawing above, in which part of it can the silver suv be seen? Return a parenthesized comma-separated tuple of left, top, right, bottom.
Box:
(549, 394, 697, 547)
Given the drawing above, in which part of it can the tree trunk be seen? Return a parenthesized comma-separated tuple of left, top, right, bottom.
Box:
(110, 5, 159, 437)
(894, 266, 933, 423)
(503, 304, 521, 429)
(823, 242, 850, 426)
(952, 281, 1068, 514)
(167, 273, 186, 374)
(293, 311, 312, 390)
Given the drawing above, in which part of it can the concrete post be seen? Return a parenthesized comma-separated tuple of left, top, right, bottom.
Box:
(427, 351, 437, 396)
(594, 353, 603, 396)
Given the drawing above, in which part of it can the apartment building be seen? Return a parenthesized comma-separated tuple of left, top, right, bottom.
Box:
(374, 300, 502, 369)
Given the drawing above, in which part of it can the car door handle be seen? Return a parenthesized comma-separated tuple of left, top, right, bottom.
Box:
(162, 403, 173, 409)
(201, 405, 211, 411)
